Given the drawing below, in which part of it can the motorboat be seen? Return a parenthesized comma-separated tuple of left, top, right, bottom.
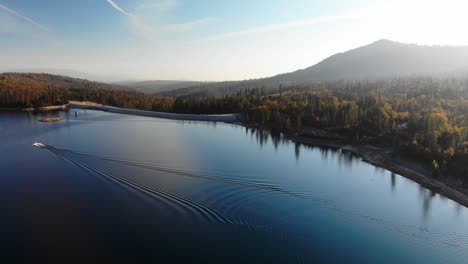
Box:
(32, 142, 46, 148)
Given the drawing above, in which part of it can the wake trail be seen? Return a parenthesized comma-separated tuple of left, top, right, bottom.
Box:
(48, 148, 285, 235)
(45, 144, 334, 204)
(52, 146, 468, 256)
(44, 146, 304, 262)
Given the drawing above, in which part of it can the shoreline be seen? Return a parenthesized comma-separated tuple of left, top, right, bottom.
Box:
(0, 101, 240, 122)
(242, 123, 468, 208)
(292, 135, 468, 208)
(0, 105, 67, 112)
(3, 102, 467, 207)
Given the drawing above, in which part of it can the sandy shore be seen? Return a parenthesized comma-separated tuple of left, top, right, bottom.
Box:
(39, 117, 64, 122)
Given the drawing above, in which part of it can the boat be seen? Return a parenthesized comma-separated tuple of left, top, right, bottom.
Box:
(32, 142, 46, 148)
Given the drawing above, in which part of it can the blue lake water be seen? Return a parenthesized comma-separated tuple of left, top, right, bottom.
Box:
(1, 109, 467, 263)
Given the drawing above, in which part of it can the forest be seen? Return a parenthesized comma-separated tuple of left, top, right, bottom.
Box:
(1, 73, 467, 178)
(0, 73, 175, 112)
(173, 78, 468, 178)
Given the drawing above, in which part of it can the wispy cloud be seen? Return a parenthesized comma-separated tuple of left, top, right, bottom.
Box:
(106, 0, 212, 39)
(207, 11, 370, 41)
(0, 4, 48, 31)
(106, 0, 131, 16)
(136, 0, 178, 14)
(106, 0, 155, 39)
(162, 17, 215, 33)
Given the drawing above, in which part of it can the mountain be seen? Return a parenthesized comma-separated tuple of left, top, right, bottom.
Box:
(163, 40, 468, 97)
(117, 80, 205, 94)
(269, 39, 468, 83)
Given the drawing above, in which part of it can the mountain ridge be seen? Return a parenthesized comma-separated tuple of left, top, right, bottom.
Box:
(274, 39, 468, 83)
(4, 40, 468, 98)
(162, 39, 468, 97)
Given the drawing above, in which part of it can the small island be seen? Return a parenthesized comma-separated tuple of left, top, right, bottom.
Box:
(39, 117, 64, 122)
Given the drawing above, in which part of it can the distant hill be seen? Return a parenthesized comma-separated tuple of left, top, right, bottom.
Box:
(2, 68, 133, 82)
(5, 68, 93, 80)
(117, 80, 205, 94)
(0, 72, 141, 108)
(269, 39, 468, 83)
(0, 72, 122, 90)
(163, 40, 468, 97)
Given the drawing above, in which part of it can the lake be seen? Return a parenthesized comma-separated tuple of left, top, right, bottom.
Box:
(1, 109, 467, 263)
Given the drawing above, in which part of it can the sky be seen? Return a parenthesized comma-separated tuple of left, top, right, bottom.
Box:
(1, 0, 468, 82)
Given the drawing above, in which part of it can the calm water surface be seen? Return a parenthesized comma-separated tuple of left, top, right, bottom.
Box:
(1, 110, 467, 263)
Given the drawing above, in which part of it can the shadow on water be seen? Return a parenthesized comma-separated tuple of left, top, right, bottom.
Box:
(265, 127, 283, 151)
(245, 126, 363, 168)
(391, 172, 396, 191)
(255, 128, 268, 148)
(336, 150, 355, 170)
(294, 143, 300, 161)
(245, 126, 289, 152)
(419, 185, 437, 221)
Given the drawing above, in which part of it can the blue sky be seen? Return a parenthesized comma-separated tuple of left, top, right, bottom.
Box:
(1, 0, 468, 81)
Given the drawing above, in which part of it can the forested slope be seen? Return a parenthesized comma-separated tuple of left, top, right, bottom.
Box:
(0, 73, 174, 111)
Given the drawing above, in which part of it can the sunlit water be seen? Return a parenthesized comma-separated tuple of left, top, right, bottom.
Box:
(1, 110, 467, 263)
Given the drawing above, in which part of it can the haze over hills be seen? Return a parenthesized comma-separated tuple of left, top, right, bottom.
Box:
(163, 40, 468, 97)
(2, 70, 204, 94)
(117, 80, 206, 94)
(4, 40, 468, 98)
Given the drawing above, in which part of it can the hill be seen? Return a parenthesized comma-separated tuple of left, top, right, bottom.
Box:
(163, 40, 468, 98)
(0, 72, 158, 109)
(270, 39, 468, 83)
(117, 80, 205, 94)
